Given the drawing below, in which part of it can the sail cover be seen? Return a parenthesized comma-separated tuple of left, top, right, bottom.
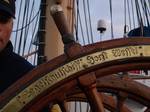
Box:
(128, 26, 150, 37)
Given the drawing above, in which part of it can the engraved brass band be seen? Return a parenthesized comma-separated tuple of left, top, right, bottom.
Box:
(1, 45, 150, 112)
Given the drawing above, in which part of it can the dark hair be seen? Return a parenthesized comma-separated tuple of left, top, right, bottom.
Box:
(0, 10, 12, 24)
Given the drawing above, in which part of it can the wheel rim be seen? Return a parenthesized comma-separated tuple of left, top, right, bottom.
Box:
(0, 38, 150, 112)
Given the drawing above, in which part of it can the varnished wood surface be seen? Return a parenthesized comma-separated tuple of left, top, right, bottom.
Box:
(0, 38, 150, 112)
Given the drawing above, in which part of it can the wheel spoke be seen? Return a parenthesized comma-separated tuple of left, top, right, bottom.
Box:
(116, 92, 128, 112)
(58, 101, 69, 112)
(78, 73, 105, 112)
(1, 38, 150, 112)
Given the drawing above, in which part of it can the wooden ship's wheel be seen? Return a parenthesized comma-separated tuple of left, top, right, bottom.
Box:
(0, 4, 150, 112)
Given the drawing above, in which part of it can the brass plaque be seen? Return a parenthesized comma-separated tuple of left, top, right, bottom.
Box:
(1, 45, 150, 112)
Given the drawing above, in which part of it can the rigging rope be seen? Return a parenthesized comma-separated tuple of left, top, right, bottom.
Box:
(12, 0, 41, 65)
(127, 0, 132, 30)
(109, 0, 114, 39)
(22, 0, 31, 56)
(131, 0, 136, 28)
(140, 0, 148, 26)
(128, 0, 150, 37)
(74, 0, 86, 45)
(22, 0, 35, 56)
(24, 9, 40, 65)
(148, 0, 150, 12)
(78, 9, 86, 44)
(83, 0, 91, 44)
(87, 0, 94, 43)
(75, 0, 79, 42)
(135, 0, 143, 27)
(146, 0, 150, 16)
(124, 0, 127, 37)
(12, 10, 40, 32)
(27, 12, 40, 56)
(142, 0, 149, 26)
(143, 0, 150, 26)
(78, 12, 86, 45)
(17, 0, 29, 54)
(14, 0, 23, 51)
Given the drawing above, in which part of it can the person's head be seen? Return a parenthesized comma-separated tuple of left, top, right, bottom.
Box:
(0, 0, 15, 51)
